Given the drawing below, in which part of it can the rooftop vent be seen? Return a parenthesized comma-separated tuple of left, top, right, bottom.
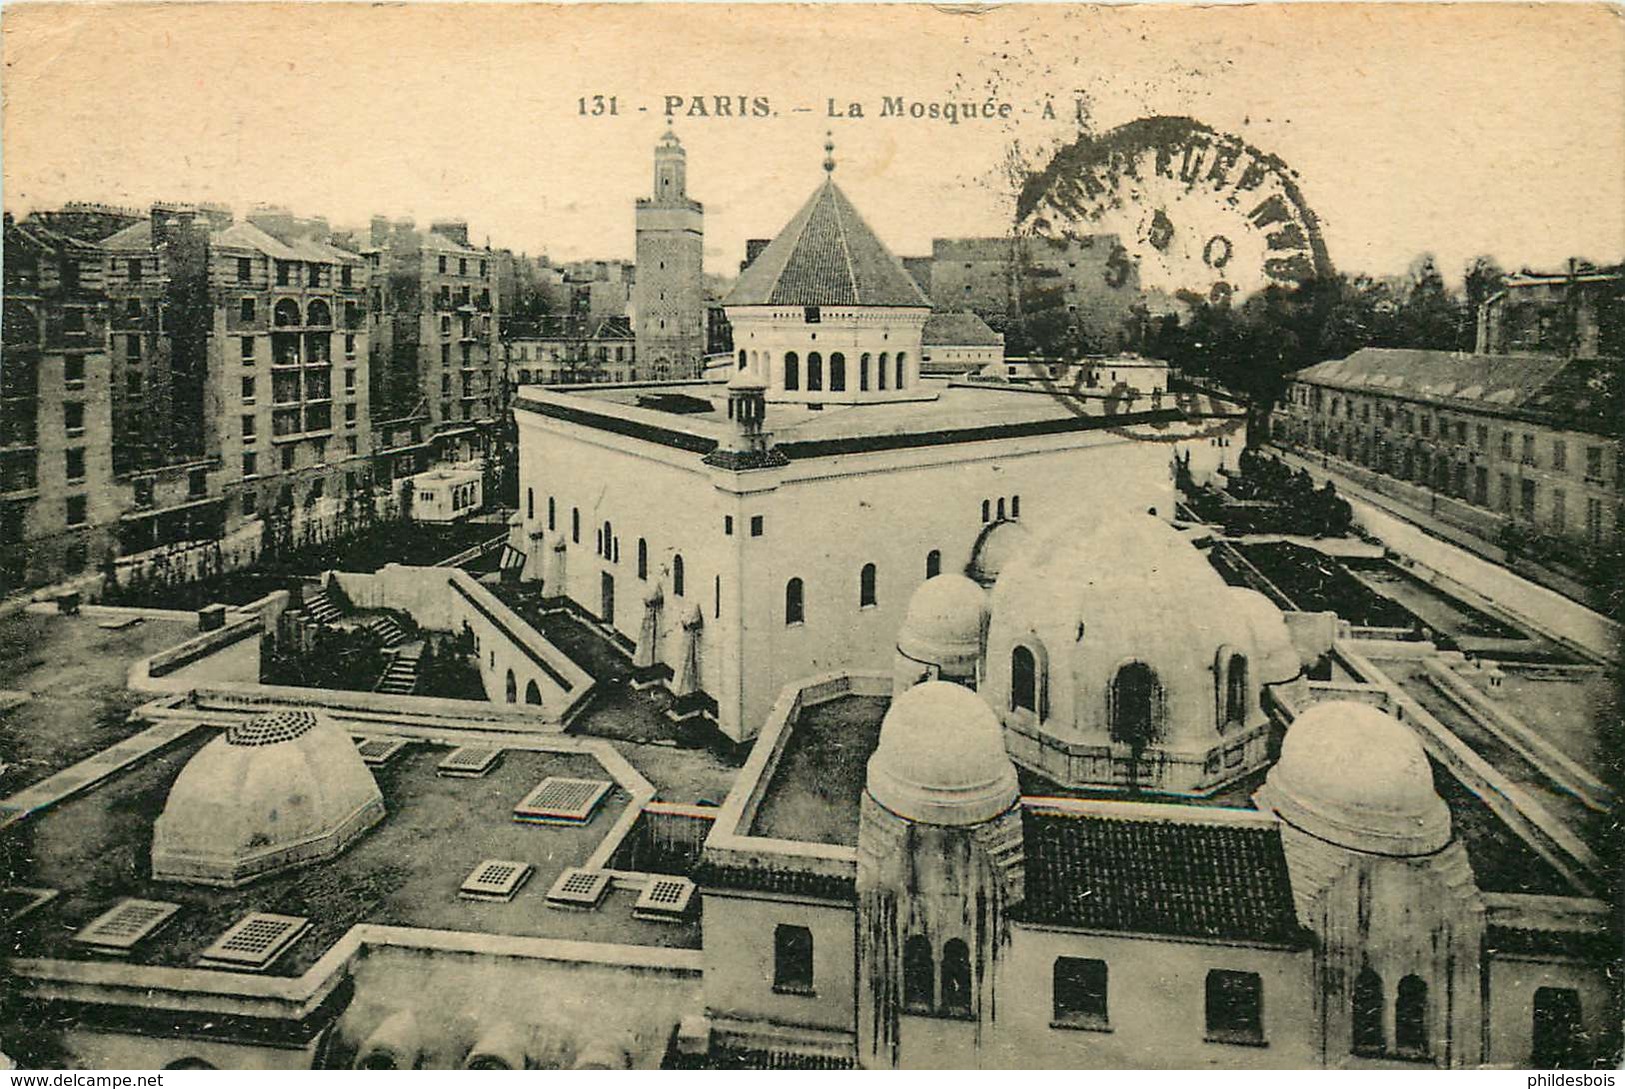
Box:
(354, 737, 409, 767)
(73, 898, 180, 954)
(545, 868, 612, 910)
(633, 876, 697, 922)
(514, 777, 612, 825)
(227, 709, 317, 747)
(438, 745, 503, 779)
(0, 886, 59, 926)
(198, 912, 311, 972)
(458, 859, 534, 903)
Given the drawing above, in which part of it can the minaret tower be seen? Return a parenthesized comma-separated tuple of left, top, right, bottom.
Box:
(632, 128, 705, 379)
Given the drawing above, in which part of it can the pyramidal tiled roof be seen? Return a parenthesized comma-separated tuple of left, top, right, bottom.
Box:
(725, 179, 930, 309)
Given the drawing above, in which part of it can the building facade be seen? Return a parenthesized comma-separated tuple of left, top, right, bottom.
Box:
(365, 217, 500, 470)
(1275, 349, 1621, 552)
(631, 130, 706, 379)
(1477, 263, 1624, 359)
(506, 317, 637, 385)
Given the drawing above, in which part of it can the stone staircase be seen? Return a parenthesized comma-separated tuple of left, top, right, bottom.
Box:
(303, 588, 343, 625)
(365, 615, 408, 649)
(375, 647, 421, 696)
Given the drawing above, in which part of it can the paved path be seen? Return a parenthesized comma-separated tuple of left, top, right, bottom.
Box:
(1272, 448, 1617, 663)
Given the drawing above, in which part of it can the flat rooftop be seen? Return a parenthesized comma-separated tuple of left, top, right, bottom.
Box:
(0, 609, 197, 795)
(745, 692, 1576, 896)
(9, 733, 698, 977)
(516, 379, 1237, 453)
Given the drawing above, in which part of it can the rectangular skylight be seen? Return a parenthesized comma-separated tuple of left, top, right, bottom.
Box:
(633, 876, 696, 922)
(513, 776, 612, 825)
(438, 745, 503, 778)
(198, 912, 311, 972)
(458, 859, 534, 902)
(354, 737, 409, 767)
(73, 898, 181, 954)
(545, 867, 612, 910)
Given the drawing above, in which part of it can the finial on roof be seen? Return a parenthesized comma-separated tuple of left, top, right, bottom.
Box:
(823, 131, 835, 174)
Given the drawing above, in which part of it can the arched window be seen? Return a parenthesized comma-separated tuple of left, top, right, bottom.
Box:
(859, 563, 877, 607)
(981, 499, 991, 523)
(527, 488, 534, 520)
(877, 352, 890, 390)
(1109, 662, 1163, 749)
(525, 679, 542, 705)
(829, 352, 846, 391)
(306, 299, 331, 326)
(860, 353, 871, 391)
(273, 298, 302, 326)
(572, 507, 580, 543)
(504, 669, 517, 703)
(785, 578, 804, 625)
(997, 498, 1006, 520)
(896, 352, 907, 389)
(603, 521, 612, 558)
(1532, 987, 1583, 1068)
(1011, 645, 1038, 713)
(1011, 495, 1021, 519)
(941, 939, 972, 1016)
(1224, 653, 1249, 729)
(548, 497, 556, 530)
(1395, 976, 1429, 1056)
(926, 550, 942, 579)
(784, 351, 800, 390)
(1352, 967, 1385, 1054)
(774, 924, 814, 993)
(164, 1059, 216, 1071)
(738, 348, 747, 370)
(672, 554, 685, 597)
(903, 936, 934, 1011)
(637, 538, 648, 580)
(807, 351, 823, 392)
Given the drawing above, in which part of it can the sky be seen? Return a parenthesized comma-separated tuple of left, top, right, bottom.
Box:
(4, 3, 1623, 284)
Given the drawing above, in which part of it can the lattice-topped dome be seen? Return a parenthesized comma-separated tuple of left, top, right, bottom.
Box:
(226, 708, 317, 747)
(152, 707, 385, 887)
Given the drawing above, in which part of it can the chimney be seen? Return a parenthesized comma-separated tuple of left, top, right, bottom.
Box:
(248, 204, 296, 242)
(370, 215, 391, 247)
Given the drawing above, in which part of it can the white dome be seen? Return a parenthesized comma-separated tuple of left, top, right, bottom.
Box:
(966, 519, 1033, 587)
(1261, 700, 1450, 856)
(152, 708, 385, 887)
(866, 681, 1019, 826)
(896, 574, 986, 670)
(1227, 586, 1303, 685)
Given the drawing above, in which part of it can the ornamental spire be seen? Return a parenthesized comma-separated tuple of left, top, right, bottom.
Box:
(823, 131, 836, 174)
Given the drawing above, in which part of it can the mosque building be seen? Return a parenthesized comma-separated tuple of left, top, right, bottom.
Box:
(512, 134, 1246, 741)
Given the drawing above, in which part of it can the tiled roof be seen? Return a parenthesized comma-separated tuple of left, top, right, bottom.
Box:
(692, 859, 856, 901)
(1018, 809, 1306, 945)
(98, 218, 360, 263)
(725, 179, 930, 309)
(1295, 348, 1618, 434)
(1293, 348, 1567, 410)
(1486, 925, 1614, 962)
(99, 220, 154, 253)
(923, 311, 1004, 347)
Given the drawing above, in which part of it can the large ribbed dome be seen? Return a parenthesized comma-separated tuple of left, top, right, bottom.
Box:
(152, 708, 385, 887)
(896, 574, 987, 671)
(866, 681, 1018, 826)
(1259, 701, 1450, 856)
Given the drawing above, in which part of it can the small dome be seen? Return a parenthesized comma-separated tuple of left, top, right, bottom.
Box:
(152, 708, 385, 887)
(867, 681, 1018, 826)
(897, 574, 986, 669)
(1227, 587, 1302, 685)
(966, 519, 1032, 587)
(1261, 701, 1450, 856)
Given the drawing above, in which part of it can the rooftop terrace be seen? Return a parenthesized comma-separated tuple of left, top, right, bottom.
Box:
(0, 609, 197, 795)
(7, 733, 697, 978)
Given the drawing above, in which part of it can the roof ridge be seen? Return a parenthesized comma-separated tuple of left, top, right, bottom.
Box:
(827, 180, 861, 304)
